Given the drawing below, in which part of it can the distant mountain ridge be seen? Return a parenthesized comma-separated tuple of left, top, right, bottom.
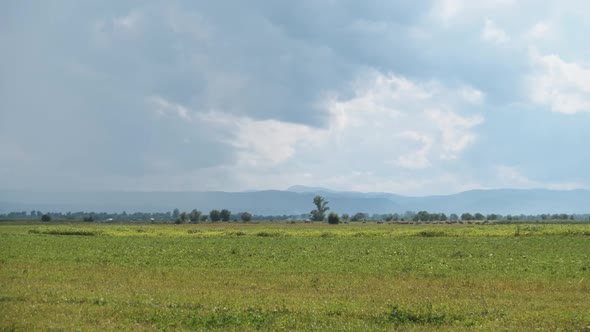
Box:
(1, 187, 590, 215)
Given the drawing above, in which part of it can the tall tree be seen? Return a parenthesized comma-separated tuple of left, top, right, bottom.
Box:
(310, 195, 329, 221)
(220, 209, 231, 222)
(209, 209, 221, 222)
(189, 209, 202, 223)
(240, 212, 252, 222)
(461, 213, 474, 221)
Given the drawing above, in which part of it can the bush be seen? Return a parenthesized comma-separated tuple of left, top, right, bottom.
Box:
(327, 212, 340, 224)
(41, 214, 51, 222)
(415, 231, 447, 237)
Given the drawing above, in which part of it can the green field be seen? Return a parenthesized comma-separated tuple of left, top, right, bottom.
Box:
(1, 222, 590, 331)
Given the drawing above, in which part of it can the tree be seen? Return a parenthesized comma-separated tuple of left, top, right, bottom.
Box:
(189, 209, 202, 223)
(209, 209, 221, 222)
(327, 212, 340, 224)
(461, 213, 474, 221)
(440, 213, 448, 221)
(449, 213, 459, 221)
(172, 208, 180, 220)
(341, 213, 350, 221)
(220, 209, 231, 222)
(310, 195, 329, 221)
(415, 211, 430, 222)
(351, 212, 368, 222)
(200, 215, 208, 222)
(179, 212, 188, 223)
(474, 213, 485, 221)
(41, 214, 51, 222)
(240, 212, 252, 222)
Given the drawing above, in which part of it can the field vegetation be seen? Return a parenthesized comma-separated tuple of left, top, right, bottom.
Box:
(1, 221, 590, 330)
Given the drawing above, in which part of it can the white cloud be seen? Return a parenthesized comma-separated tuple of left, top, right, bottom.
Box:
(147, 95, 194, 122)
(526, 21, 553, 40)
(434, 0, 465, 22)
(321, 71, 484, 168)
(459, 86, 485, 104)
(146, 70, 484, 194)
(166, 8, 209, 40)
(481, 19, 509, 44)
(496, 165, 537, 187)
(529, 52, 590, 114)
(198, 111, 319, 167)
(112, 11, 143, 35)
(430, 0, 515, 23)
(148, 70, 485, 194)
(393, 131, 433, 169)
(92, 10, 144, 46)
(426, 109, 483, 160)
(495, 165, 581, 190)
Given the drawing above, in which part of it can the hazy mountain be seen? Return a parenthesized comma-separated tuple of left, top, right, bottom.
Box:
(1, 188, 589, 215)
(287, 185, 336, 193)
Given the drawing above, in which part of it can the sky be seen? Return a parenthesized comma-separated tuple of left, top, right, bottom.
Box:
(2, 0, 590, 195)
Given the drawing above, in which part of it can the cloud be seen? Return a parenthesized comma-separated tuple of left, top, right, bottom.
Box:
(459, 86, 485, 104)
(526, 21, 553, 40)
(112, 11, 143, 34)
(481, 19, 509, 44)
(425, 109, 483, 160)
(495, 165, 537, 187)
(198, 111, 318, 168)
(156, 70, 485, 193)
(430, 0, 515, 23)
(148, 96, 194, 122)
(529, 51, 590, 114)
(3, 1, 590, 195)
(495, 165, 581, 190)
(393, 131, 433, 169)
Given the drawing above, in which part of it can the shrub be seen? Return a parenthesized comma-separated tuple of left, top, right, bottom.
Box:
(384, 304, 452, 325)
(415, 231, 447, 237)
(327, 212, 340, 224)
(41, 214, 51, 222)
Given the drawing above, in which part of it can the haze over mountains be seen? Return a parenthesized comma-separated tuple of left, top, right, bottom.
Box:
(1, 186, 590, 215)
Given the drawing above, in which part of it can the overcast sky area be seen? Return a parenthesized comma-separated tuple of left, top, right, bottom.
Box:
(2, 1, 590, 195)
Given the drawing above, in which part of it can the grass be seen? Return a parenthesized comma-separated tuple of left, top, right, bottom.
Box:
(1, 221, 590, 330)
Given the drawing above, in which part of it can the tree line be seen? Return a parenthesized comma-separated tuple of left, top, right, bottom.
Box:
(0, 196, 586, 223)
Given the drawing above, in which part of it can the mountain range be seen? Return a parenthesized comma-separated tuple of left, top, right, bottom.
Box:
(1, 186, 590, 215)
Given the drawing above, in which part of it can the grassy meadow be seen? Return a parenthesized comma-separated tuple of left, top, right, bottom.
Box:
(1, 221, 590, 331)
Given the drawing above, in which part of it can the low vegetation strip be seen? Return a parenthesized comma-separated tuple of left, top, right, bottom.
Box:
(16, 222, 590, 239)
(28, 228, 101, 236)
